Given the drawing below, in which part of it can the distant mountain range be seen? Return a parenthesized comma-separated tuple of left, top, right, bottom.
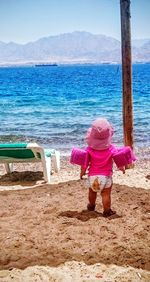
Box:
(0, 31, 149, 65)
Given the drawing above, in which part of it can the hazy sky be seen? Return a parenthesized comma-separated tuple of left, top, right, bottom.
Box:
(0, 0, 150, 44)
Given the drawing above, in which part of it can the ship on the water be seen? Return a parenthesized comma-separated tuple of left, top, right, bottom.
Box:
(35, 63, 58, 67)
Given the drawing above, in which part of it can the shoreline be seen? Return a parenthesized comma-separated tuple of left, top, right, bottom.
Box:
(0, 137, 149, 160)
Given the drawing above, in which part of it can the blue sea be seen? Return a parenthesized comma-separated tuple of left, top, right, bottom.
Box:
(0, 64, 149, 157)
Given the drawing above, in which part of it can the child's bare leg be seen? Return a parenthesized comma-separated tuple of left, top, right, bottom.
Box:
(87, 188, 97, 211)
(101, 186, 116, 216)
(101, 187, 111, 211)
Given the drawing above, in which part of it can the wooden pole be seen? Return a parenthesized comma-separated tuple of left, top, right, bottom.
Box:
(120, 0, 133, 149)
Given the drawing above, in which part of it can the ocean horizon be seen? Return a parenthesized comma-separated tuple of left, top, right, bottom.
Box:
(0, 64, 149, 158)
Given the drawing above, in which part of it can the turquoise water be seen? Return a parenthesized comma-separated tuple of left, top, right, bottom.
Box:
(0, 64, 149, 155)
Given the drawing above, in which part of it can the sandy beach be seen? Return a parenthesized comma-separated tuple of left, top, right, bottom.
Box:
(0, 156, 150, 282)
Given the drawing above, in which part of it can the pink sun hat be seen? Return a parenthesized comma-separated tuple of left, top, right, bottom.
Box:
(85, 118, 114, 150)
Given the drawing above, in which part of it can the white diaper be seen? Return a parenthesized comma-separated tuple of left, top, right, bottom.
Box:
(88, 175, 112, 192)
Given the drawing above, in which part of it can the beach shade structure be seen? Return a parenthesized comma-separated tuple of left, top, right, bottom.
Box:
(120, 0, 133, 149)
(70, 147, 89, 167)
(113, 146, 136, 168)
(0, 143, 60, 183)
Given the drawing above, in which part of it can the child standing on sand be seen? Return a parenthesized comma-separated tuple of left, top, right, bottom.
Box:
(80, 118, 125, 217)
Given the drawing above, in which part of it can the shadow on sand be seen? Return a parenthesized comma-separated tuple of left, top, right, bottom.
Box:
(59, 210, 122, 221)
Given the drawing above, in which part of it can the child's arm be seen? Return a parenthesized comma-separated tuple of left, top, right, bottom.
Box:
(80, 148, 90, 179)
(80, 166, 86, 179)
(119, 166, 125, 174)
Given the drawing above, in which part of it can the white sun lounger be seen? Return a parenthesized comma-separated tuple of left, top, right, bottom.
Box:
(0, 143, 60, 183)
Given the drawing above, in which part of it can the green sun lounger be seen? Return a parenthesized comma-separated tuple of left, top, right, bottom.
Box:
(0, 143, 60, 183)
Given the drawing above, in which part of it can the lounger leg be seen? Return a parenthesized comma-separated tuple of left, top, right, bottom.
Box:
(45, 157, 51, 183)
(41, 155, 51, 183)
(53, 150, 60, 172)
(4, 163, 13, 173)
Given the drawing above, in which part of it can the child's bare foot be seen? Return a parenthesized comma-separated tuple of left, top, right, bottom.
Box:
(87, 203, 95, 211)
(103, 209, 116, 217)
